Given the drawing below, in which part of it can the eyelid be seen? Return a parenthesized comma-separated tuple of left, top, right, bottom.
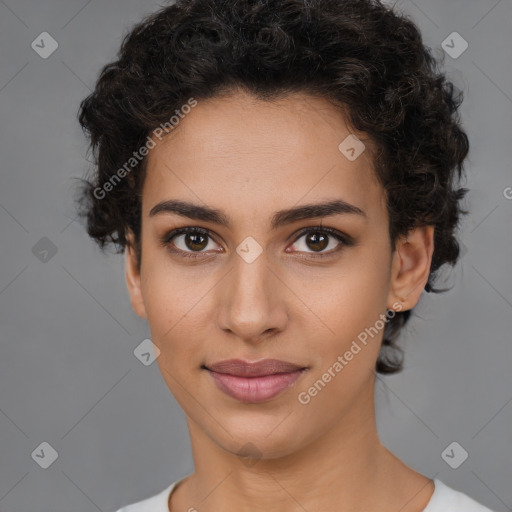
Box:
(160, 225, 354, 259)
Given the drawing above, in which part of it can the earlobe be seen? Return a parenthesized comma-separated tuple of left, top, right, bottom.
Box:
(387, 225, 435, 312)
(125, 232, 148, 319)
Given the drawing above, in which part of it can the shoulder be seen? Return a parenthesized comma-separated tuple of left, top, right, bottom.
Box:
(114, 480, 178, 512)
(424, 479, 495, 512)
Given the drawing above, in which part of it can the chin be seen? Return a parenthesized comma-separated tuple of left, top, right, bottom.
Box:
(211, 420, 309, 462)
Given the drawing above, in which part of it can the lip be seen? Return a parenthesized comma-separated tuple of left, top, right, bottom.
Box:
(206, 358, 306, 377)
(204, 359, 308, 403)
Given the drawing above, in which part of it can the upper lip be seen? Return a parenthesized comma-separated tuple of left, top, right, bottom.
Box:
(205, 359, 306, 377)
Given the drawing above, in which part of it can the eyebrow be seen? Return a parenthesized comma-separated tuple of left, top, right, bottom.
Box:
(149, 198, 366, 230)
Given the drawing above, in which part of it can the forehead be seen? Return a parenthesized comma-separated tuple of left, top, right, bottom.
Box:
(142, 91, 386, 224)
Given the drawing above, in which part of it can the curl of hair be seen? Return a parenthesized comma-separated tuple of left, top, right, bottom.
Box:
(76, 0, 470, 374)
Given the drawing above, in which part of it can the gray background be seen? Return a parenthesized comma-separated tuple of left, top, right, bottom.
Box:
(0, 0, 511, 511)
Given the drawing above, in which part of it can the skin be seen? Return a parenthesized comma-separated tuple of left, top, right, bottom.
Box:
(125, 89, 436, 512)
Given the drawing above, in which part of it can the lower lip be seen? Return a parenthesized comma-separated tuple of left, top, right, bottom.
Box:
(207, 369, 306, 403)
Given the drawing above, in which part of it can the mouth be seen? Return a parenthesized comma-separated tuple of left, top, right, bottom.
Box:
(202, 358, 308, 403)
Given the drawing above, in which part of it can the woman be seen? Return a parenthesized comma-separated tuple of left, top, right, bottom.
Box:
(76, 0, 494, 510)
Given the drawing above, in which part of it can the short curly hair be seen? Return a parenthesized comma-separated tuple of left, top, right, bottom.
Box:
(76, 0, 470, 374)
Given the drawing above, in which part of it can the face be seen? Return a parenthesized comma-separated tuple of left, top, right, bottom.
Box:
(125, 90, 433, 461)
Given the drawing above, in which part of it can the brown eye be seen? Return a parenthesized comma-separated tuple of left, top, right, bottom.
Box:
(161, 227, 221, 259)
(288, 227, 354, 258)
(161, 225, 354, 261)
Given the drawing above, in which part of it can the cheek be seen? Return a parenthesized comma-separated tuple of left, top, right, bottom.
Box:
(322, 250, 390, 327)
(141, 273, 204, 403)
(139, 255, 203, 358)
(295, 272, 387, 415)
(306, 252, 390, 371)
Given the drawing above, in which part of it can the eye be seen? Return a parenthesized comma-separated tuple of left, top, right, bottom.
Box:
(161, 226, 355, 260)
(287, 226, 354, 258)
(160, 227, 221, 259)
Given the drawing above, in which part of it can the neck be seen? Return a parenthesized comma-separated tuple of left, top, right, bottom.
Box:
(170, 379, 432, 512)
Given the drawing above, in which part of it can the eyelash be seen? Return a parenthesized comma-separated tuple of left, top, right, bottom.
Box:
(160, 226, 354, 260)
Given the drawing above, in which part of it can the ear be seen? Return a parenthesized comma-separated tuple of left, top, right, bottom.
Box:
(125, 230, 148, 319)
(387, 225, 435, 312)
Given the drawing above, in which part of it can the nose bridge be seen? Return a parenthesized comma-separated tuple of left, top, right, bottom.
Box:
(217, 246, 285, 340)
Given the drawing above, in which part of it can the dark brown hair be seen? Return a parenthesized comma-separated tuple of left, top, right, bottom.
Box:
(76, 0, 470, 374)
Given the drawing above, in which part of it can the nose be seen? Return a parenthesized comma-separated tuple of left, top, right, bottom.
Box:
(216, 249, 288, 345)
